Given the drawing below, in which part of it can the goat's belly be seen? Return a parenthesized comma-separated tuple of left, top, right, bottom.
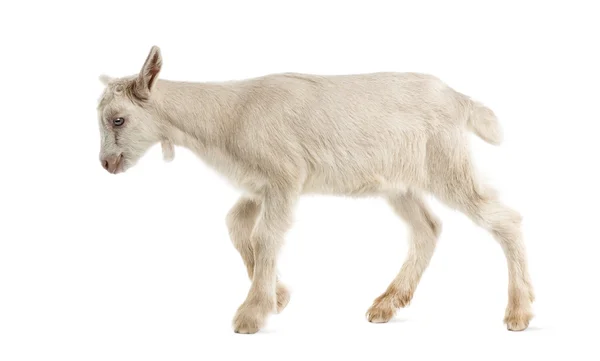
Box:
(302, 172, 408, 196)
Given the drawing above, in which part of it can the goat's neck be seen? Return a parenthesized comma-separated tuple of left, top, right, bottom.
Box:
(152, 79, 239, 152)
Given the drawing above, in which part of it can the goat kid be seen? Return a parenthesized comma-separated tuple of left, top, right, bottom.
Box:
(97, 46, 534, 334)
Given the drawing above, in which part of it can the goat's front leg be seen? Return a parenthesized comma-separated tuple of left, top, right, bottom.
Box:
(226, 196, 291, 313)
(232, 186, 297, 334)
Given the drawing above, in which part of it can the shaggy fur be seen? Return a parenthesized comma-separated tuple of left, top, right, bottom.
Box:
(97, 46, 534, 333)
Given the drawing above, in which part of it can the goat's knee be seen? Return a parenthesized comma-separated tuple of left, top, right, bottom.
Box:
(226, 198, 261, 247)
(479, 201, 522, 233)
(226, 198, 260, 233)
(226, 197, 262, 279)
(422, 210, 442, 238)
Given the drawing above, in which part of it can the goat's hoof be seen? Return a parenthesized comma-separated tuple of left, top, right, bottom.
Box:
(504, 307, 533, 331)
(506, 319, 529, 331)
(233, 302, 269, 334)
(366, 301, 395, 323)
(233, 311, 262, 334)
(276, 284, 290, 313)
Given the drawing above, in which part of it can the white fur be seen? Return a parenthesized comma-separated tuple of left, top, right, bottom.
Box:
(97, 46, 534, 333)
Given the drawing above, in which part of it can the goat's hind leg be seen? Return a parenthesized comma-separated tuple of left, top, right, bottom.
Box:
(226, 196, 290, 314)
(367, 190, 442, 323)
(430, 146, 535, 331)
(465, 191, 534, 331)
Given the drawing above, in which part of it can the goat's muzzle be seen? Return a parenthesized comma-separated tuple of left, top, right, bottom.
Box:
(101, 153, 123, 174)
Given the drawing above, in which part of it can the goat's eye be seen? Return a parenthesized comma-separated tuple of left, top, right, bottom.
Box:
(112, 117, 125, 126)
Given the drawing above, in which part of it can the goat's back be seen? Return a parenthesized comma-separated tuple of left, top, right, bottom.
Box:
(224, 72, 471, 195)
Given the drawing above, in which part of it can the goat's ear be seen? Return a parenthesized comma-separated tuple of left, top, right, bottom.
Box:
(135, 46, 162, 99)
(99, 74, 112, 85)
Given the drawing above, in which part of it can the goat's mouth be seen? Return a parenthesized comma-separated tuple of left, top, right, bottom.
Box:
(113, 154, 126, 174)
(101, 153, 125, 174)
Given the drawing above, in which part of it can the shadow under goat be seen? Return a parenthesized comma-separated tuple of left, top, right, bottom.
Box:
(96, 46, 535, 334)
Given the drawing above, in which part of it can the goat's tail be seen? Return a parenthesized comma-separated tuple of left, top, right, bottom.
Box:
(463, 96, 503, 145)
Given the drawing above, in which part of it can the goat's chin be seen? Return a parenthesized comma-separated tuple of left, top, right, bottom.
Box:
(118, 159, 132, 174)
(119, 156, 142, 173)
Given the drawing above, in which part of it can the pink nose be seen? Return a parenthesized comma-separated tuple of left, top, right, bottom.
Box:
(101, 154, 122, 174)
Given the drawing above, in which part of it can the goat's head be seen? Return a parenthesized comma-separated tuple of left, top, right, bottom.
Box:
(97, 46, 173, 174)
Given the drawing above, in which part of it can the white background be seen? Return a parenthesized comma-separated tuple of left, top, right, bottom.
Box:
(1, 1, 599, 360)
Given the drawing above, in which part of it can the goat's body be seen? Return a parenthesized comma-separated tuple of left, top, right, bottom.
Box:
(157, 72, 496, 197)
(98, 48, 533, 334)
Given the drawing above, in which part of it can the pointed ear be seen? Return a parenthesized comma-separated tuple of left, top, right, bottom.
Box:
(99, 74, 112, 85)
(134, 46, 162, 99)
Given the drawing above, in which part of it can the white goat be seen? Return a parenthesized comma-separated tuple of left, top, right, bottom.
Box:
(97, 46, 534, 333)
